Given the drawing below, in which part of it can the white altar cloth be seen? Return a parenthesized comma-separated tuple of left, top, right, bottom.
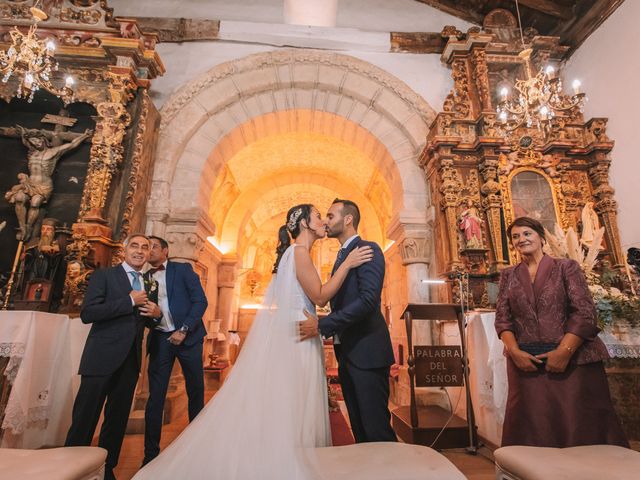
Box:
(0, 311, 89, 448)
(438, 310, 506, 447)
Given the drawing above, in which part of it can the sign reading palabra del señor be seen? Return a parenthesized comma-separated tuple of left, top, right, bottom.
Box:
(414, 346, 464, 387)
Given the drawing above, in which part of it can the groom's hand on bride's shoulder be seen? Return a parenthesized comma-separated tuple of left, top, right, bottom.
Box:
(298, 309, 318, 341)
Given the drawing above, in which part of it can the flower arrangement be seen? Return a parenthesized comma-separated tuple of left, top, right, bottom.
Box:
(544, 213, 639, 329)
(143, 275, 159, 303)
(587, 273, 640, 329)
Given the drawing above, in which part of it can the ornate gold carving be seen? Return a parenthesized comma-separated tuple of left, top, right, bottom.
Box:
(60, 7, 102, 25)
(0, 3, 31, 20)
(441, 25, 463, 40)
(425, 29, 626, 297)
(79, 102, 131, 222)
(438, 155, 463, 267)
(478, 157, 506, 269)
(61, 230, 93, 310)
(110, 245, 124, 266)
(118, 92, 150, 242)
(471, 48, 491, 112)
(106, 71, 136, 104)
(588, 153, 624, 266)
(586, 118, 610, 144)
(443, 58, 471, 119)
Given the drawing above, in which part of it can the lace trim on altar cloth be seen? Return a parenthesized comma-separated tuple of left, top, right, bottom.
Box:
(0, 342, 26, 384)
(1, 404, 51, 434)
(600, 329, 640, 359)
(606, 344, 640, 358)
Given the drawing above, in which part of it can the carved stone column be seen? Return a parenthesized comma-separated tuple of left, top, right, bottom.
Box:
(166, 231, 204, 264)
(217, 258, 238, 362)
(399, 235, 433, 346)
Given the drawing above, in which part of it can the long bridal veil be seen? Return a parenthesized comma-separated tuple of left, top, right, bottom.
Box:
(133, 246, 323, 480)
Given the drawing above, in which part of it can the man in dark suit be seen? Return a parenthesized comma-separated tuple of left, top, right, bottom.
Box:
(142, 236, 208, 465)
(301, 199, 396, 443)
(65, 234, 161, 480)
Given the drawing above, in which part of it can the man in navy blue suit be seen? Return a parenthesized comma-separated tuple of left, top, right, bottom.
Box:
(66, 234, 161, 480)
(302, 199, 396, 443)
(142, 236, 208, 465)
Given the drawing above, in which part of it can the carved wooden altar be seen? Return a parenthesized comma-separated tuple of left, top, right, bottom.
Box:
(0, 1, 164, 311)
(421, 11, 625, 307)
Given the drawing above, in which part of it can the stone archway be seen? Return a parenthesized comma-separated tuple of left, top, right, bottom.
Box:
(148, 49, 435, 243)
(146, 49, 438, 369)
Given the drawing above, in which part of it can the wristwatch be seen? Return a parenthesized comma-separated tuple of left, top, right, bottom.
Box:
(178, 325, 189, 334)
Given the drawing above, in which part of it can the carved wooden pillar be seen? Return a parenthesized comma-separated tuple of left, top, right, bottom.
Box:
(479, 155, 507, 271)
(438, 155, 463, 270)
(471, 48, 491, 113)
(589, 152, 624, 266)
(80, 102, 131, 223)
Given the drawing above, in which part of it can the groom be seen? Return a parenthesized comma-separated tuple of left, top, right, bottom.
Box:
(302, 199, 396, 443)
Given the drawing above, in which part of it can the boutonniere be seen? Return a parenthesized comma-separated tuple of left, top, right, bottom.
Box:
(143, 276, 158, 294)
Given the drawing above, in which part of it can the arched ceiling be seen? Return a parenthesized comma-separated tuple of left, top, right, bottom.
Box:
(205, 112, 399, 262)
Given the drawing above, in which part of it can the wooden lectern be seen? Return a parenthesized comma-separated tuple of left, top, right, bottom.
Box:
(391, 303, 477, 451)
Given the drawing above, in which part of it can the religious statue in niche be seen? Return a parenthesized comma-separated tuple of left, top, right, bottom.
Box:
(61, 259, 90, 310)
(20, 217, 65, 288)
(458, 199, 484, 249)
(2, 125, 92, 241)
(580, 201, 603, 249)
(510, 170, 558, 232)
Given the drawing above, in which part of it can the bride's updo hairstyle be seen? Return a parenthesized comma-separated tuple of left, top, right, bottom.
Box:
(272, 204, 313, 273)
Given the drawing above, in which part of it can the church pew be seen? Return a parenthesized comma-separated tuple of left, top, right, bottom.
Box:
(494, 445, 640, 480)
(314, 442, 466, 480)
(0, 446, 106, 480)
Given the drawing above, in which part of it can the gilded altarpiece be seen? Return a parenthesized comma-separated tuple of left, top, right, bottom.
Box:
(421, 11, 625, 307)
(0, 1, 163, 311)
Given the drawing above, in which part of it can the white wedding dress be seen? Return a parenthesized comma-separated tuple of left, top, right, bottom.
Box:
(133, 245, 331, 480)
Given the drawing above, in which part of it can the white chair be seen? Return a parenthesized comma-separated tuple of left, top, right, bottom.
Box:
(495, 445, 640, 480)
(0, 446, 107, 480)
(315, 442, 467, 480)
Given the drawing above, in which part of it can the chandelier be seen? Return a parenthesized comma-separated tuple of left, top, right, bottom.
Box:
(0, 3, 74, 103)
(495, 1, 586, 136)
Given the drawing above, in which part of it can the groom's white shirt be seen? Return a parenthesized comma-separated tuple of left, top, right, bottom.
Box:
(332, 234, 359, 344)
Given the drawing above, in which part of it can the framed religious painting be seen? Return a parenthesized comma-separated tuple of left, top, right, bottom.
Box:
(503, 168, 561, 262)
(14, 279, 53, 311)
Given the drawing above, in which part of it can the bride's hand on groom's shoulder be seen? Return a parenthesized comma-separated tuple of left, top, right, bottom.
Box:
(298, 309, 318, 341)
(345, 246, 373, 269)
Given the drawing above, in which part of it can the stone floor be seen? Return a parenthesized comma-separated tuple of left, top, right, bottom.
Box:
(112, 388, 495, 480)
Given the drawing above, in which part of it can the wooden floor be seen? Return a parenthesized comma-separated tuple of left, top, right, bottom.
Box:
(113, 387, 495, 480)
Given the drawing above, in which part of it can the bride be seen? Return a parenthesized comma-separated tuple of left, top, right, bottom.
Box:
(133, 204, 372, 480)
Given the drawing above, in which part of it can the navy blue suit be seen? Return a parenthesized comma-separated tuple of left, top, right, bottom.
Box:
(66, 264, 150, 477)
(144, 261, 208, 464)
(319, 236, 396, 443)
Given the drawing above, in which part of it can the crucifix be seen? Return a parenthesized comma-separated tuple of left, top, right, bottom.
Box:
(1, 109, 92, 241)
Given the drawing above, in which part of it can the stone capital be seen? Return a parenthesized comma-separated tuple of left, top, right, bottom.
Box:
(399, 236, 431, 266)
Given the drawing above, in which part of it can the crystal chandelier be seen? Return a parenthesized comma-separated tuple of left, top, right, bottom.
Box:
(496, 1, 585, 136)
(0, 3, 74, 103)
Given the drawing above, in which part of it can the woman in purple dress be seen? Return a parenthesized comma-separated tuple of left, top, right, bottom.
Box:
(495, 216, 628, 448)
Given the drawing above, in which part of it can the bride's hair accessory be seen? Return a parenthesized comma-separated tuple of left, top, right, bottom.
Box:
(287, 208, 303, 232)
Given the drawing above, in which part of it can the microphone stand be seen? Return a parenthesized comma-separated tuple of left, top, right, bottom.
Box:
(453, 272, 477, 454)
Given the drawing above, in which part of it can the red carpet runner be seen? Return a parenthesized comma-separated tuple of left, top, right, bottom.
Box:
(329, 410, 355, 446)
